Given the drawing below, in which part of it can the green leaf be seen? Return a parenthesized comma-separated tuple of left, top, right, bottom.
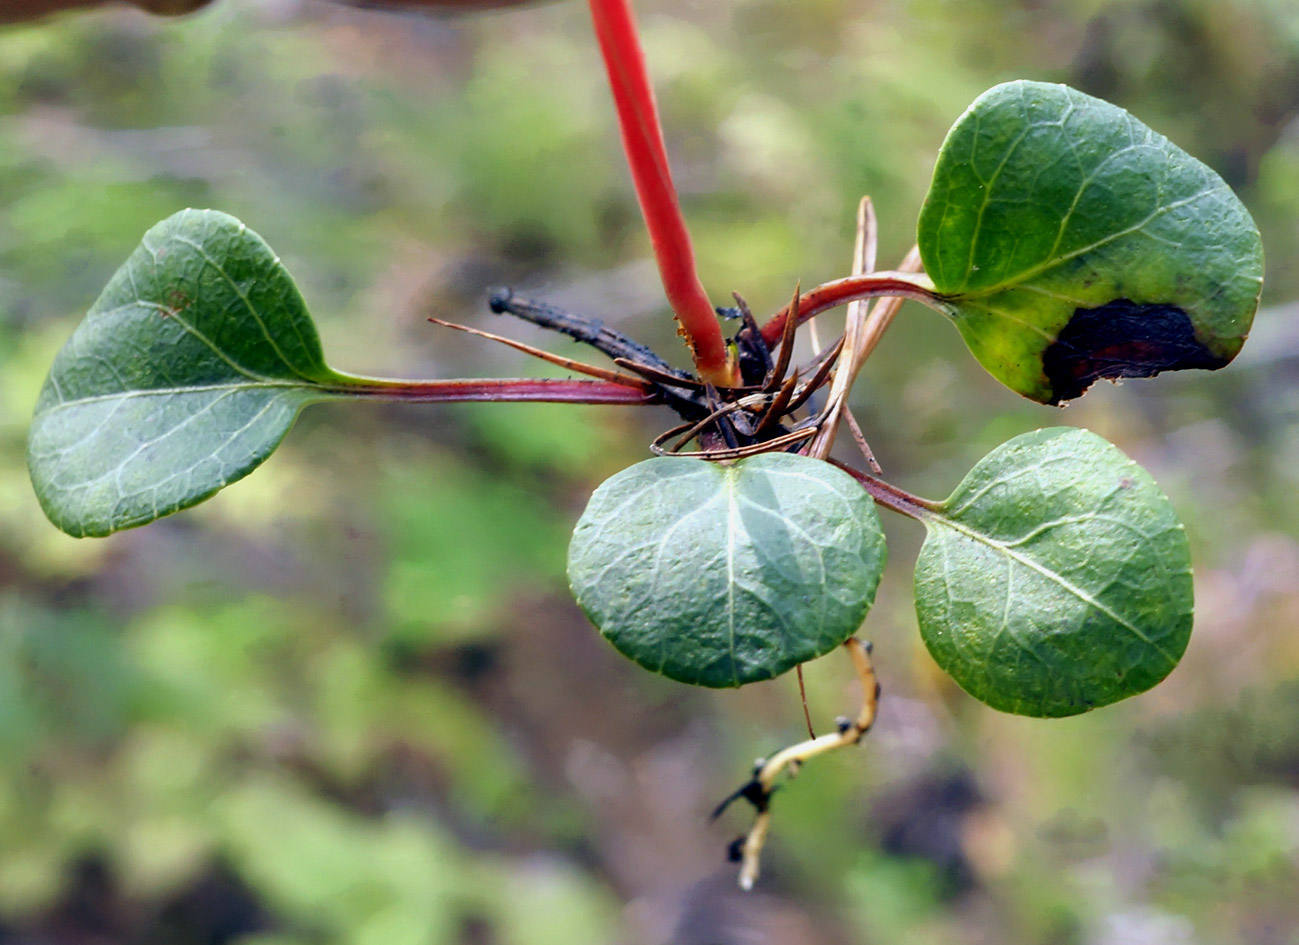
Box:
(918, 80, 1263, 404)
(567, 453, 886, 688)
(27, 208, 352, 537)
(913, 427, 1192, 718)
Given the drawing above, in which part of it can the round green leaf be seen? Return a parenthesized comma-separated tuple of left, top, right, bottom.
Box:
(567, 453, 886, 688)
(914, 427, 1192, 717)
(918, 80, 1263, 404)
(27, 209, 350, 537)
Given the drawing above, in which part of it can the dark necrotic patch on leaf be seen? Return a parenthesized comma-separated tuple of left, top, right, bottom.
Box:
(1042, 298, 1229, 405)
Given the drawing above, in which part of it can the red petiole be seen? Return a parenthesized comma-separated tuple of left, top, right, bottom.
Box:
(333, 376, 657, 405)
(759, 271, 947, 349)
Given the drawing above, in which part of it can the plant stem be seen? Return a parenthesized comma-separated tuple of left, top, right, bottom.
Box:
(331, 375, 658, 405)
(722, 637, 880, 890)
(760, 270, 949, 349)
(587, 0, 734, 386)
(807, 243, 925, 460)
(827, 458, 940, 520)
(805, 198, 879, 461)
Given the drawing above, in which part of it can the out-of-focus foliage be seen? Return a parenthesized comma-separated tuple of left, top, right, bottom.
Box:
(2, 0, 1299, 943)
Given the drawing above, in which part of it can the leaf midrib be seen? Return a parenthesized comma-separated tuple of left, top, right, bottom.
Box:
(930, 512, 1179, 667)
(38, 381, 319, 413)
(168, 230, 324, 385)
(948, 179, 1210, 302)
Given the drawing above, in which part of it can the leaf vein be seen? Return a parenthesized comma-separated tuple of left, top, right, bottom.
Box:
(934, 517, 1177, 666)
(171, 233, 320, 384)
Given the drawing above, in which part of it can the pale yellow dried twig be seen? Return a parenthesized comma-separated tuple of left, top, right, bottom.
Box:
(730, 638, 880, 890)
(806, 197, 922, 460)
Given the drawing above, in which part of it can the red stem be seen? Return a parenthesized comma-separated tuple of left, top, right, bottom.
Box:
(587, 0, 734, 385)
(331, 376, 658, 405)
(760, 272, 948, 348)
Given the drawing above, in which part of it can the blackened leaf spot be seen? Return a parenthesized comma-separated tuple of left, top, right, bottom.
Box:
(1042, 299, 1228, 405)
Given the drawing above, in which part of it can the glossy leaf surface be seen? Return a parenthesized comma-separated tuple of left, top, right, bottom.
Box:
(568, 453, 886, 688)
(919, 80, 1263, 404)
(914, 427, 1192, 717)
(28, 209, 350, 537)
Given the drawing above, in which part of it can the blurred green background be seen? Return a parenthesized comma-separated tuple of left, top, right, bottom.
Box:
(3, 0, 1299, 942)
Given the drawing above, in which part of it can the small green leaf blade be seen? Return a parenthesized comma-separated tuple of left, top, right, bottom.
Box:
(914, 427, 1192, 717)
(567, 453, 886, 688)
(918, 80, 1263, 404)
(28, 209, 347, 537)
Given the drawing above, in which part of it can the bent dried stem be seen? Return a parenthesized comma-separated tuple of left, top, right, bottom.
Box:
(715, 637, 880, 890)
